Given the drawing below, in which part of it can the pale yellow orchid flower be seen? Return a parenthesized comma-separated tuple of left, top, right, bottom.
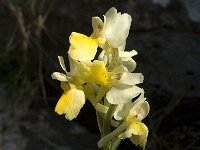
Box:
(97, 93, 149, 149)
(122, 116, 148, 150)
(76, 58, 144, 105)
(52, 56, 110, 118)
(118, 97, 150, 149)
(51, 56, 86, 120)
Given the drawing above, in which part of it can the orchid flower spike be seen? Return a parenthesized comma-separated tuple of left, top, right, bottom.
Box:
(52, 7, 150, 150)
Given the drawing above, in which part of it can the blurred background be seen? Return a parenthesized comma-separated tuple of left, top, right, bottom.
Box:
(0, 0, 200, 150)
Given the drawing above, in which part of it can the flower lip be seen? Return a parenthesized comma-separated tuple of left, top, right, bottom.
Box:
(68, 32, 98, 61)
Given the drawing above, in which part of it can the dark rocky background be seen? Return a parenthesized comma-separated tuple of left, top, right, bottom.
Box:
(0, 0, 200, 150)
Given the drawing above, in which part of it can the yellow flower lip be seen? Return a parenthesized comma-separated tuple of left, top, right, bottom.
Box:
(68, 32, 98, 61)
(55, 83, 85, 121)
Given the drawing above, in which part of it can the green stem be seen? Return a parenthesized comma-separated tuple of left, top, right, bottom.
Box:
(101, 103, 117, 150)
(103, 104, 116, 136)
(94, 86, 108, 105)
(111, 138, 121, 150)
(97, 121, 127, 148)
(96, 104, 114, 149)
(95, 103, 108, 113)
(96, 110, 103, 136)
(95, 92, 121, 150)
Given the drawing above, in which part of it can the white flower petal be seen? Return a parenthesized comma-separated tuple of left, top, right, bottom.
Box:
(113, 65, 127, 74)
(92, 17, 104, 34)
(58, 56, 67, 73)
(119, 50, 138, 58)
(114, 90, 145, 121)
(106, 85, 143, 104)
(118, 41, 126, 51)
(119, 73, 144, 85)
(132, 91, 145, 104)
(104, 7, 117, 22)
(122, 57, 136, 72)
(104, 8, 132, 48)
(51, 72, 68, 81)
(114, 101, 133, 121)
(130, 100, 150, 121)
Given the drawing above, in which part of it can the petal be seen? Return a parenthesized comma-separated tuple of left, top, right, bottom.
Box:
(118, 73, 144, 85)
(55, 86, 85, 121)
(104, 8, 132, 48)
(113, 65, 127, 74)
(106, 85, 143, 104)
(108, 65, 127, 83)
(130, 100, 150, 121)
(77, 60, 108, 86)
(92, 17, 104, 35)
(114, 91, 146, 121)
(119, 50, 138, 58)
(122, 58, 136, 72)
(128, 121, 148, 135)
(118, 41, 126, 51)
(130, 127, 148, 149)
(68, 56, 79, 77)
(114, 101, 133, 121)
(51, 72, 68, 81)
(58, 56, 67, 73)
(132, 91, 145, 104)
(105, 7, 117, 21)
(119, 121, 148, 149)
(68, 32, 98, 61)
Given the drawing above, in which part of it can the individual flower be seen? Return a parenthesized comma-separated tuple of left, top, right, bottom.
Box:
(92, 7, 132, 48)
(117, 93, 150, 149)
(97, 93, 150, 149)
(97, 47, 144, 105)
(52, 56, 110, 118)
(77, 58, 144, 105)
(121, 116, 148, 150)
(51, 56, 86, 120)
